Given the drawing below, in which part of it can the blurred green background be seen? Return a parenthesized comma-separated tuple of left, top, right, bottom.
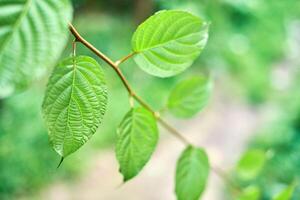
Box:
(1, 0, 300, 199)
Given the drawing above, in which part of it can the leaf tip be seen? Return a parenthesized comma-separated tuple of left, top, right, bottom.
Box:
(123, 175, 131, 183)
(56, 157, 64, 169)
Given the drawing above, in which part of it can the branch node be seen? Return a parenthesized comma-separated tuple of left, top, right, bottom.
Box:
(115, 52, 136, 67)
(72, 39, 77, 57)
(129, 95, 135, 108)
(154, 111, 160, 118)
(115, 60, 121, 67)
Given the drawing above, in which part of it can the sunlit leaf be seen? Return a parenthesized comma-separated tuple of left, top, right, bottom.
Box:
(168, 75, 212, 118)
(116, 107, 158, 181)
(273, 183, 296, 200)
(42, 56, 108, 157)
(236, 149, 266, 180)
(132, 10, 209, 77)
(175, 146, 210, 200)
(238, 186, 261, 200)
(0, 0, 72, 98)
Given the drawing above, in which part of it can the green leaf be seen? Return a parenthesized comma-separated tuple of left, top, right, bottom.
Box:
(0, 0, 72, 98)
(238, 186, 261, 200)
(175, 146, 210, 200)
(168, 75, 212, 118)
(42, 56, 108, 157)
(116, 107, 158, 182)
(236, 149, 266, 180)
(273, 183, 296, 200)
(132, 10, 209, 77)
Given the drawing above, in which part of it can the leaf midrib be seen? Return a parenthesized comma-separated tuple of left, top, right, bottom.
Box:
(134, 31, 202, 54)
(0, 0, 33, 54)
(127, 109, 137, 173)
(61, 59, 77, 156)
(179, 149, 204, 197)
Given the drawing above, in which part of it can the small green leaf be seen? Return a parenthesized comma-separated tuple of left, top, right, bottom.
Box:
(0, 0, 72, 98)
(238, 186, 261, 200)
(175, 146, 210, 200)
(273, 183, 296, 200)
(168, 75, 212, 118)
(132, 10, 209, 77)
(42, 56, 108, 157)
(116, 107, 158, 181)
(236, 149, 266, 180)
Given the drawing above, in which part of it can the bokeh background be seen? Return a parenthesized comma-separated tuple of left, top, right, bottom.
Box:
(1, 0, 300, 199)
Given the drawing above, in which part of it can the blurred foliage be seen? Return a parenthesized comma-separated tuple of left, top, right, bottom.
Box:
(230, 72, 300, 199)
(158, 1, 300, 197)
(0, 87, 86, 200)
(235, 149, 266, 181)
(273, 183, 297, 200)
(237, 185, 261, 200)
(157, 0, 300, 103)
(1, 0, 300, 199)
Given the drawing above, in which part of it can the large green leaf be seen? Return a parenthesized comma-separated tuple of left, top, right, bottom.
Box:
(116, 107, 158, 182)
(131, 10, 209, 77)
(236, 149, 266, 181)
(0, 0, 72, 98)
(42, 56, 108, 157)
(175, 146, 210, 200)
(168, 75, 212, 118)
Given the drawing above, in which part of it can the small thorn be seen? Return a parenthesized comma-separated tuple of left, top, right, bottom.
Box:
(57, 157, 64, 169)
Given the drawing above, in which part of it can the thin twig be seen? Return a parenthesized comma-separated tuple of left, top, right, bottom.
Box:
(211, 166, 243, 195)
(68, 23, 239, 191)
(115, 52, 136, 66)
(69, 23, 190, 146)
(69, 23, 133, 95)
(157, 118, 192, 145)
(72, 39, 77, 57)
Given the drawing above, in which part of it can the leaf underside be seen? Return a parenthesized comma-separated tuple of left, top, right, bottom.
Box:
(0, 0, 72, 98)
(168, 75, 212, 118)
(116, 107, 158, 182)
(175, 146, 210, 200)
(42, 56, 108, 157)
(132, 10, 209, 77)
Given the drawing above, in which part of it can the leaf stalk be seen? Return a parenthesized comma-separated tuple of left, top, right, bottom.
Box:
(115, 52, 136, 66)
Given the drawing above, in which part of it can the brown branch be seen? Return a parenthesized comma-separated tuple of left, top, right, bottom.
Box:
(69, 23, 190, 145)
(68, 22, 240, 193)
(211, 166, 243, 195)
(69, 23, 133, 95)
(157, 118, 191, 145)
(115, 52, 137, 66)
